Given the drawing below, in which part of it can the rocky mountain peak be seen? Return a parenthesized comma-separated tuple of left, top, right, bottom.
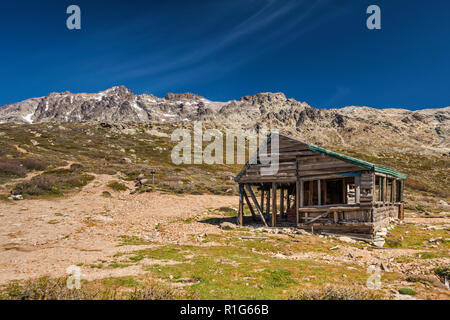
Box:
(164, 92, 205, 101)
(240, 92, 287, 104)
(0, 86, 448, 156)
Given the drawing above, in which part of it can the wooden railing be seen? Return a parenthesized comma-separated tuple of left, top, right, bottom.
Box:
(297, 206, 365, 224)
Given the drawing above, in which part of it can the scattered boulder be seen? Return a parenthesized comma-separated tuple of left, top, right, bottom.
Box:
(338, 236, 356, 244)
(8, 194, 23, 201)
(297, 229, 311, 235)
(122, 157, 132, 164)
(372, 237, 385, 248)
(220, 222, 237, 230)
(438, 200, 448, 206)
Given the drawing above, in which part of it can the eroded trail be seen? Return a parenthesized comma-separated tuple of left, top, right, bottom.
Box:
(0, 174, 238, 283)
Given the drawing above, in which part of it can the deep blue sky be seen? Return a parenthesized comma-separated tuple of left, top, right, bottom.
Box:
(1, 0, 449, 110)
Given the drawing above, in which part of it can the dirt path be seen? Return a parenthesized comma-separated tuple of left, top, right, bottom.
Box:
(0, 174, 237, 283)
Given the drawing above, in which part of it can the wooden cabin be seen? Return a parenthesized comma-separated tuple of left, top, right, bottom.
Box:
(234, 133, 406, 237)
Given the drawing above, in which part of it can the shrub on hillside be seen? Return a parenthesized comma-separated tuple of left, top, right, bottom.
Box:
(0, 277, 182, 300)
(0, 157, 51, 179)
(12, 169, 94, 196)
(69, 163, 84, 173)
(107, 181, 128, 191)
(288, 286, 382, 300)
(0, 277, 98, 300)
(0, 160, 26, 178)
(20, 157, 49, 171)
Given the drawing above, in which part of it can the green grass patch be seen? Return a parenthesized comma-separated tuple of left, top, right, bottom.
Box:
(12, 169, 94, 197)
(107, 181, 128, 191)
(117, 235, 153, 246)
(101, 191, 112, 198)
(126, 243, 371, 299)
(398, 287, 416, 295)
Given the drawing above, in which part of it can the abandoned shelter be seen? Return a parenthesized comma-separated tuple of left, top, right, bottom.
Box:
(234, 134, 406, 237)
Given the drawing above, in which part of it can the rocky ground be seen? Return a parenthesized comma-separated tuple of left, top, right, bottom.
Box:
(0, 173, 448, 300)
(0, 120, 448, 299)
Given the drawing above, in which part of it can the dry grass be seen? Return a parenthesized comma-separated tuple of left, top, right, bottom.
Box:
(288, 286, 383, 300)
(107, 181, 128, 191)
(0, 277, 183, 300)
(12, 169, 94, 197)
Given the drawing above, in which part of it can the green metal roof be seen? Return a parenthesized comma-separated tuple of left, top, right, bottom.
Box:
(308, 144, 406, 179)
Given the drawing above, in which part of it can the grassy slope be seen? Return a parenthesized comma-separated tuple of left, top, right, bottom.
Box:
(0, 122, 448, 300)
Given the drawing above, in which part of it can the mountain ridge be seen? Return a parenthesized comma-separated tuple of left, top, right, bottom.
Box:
(0, 86, 448, 156)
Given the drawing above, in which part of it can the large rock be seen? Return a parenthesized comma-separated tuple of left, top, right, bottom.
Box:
(220, 222, 237, 230)
(338, 236, 356, 244)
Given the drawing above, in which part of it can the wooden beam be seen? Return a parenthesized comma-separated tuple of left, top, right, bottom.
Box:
(260, 188, 264, 215)
(244, 184, 268, 227)
(300, 180, 304, 207)
(295, 178, 300, 226)
(355, 175, 361, 204)
(323, 179, 327, 205)
(304, 212, 329, 225)
(242, 189, 257, 221)
(399, 203, 404, 220)
(378, 176, 382, 201)
(272, 182, 277, 227)
(400, 180, 404, 202)
(266, 188, 270, 215)
(342, 179, 346, 204)
(287, 188, 291, 210)
(317, 179, 321, 206)
(391, 179, 395, 203)
(238, 184, 244, 226)
(308, 180, 313, 206)
(280, 188, 285, 218)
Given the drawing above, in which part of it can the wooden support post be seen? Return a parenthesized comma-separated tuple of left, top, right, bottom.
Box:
(378, 176, 382, 202)
(280, 188, 285, 218)
(244, 184, 268, 227)
(383, 177, 387, 205)
(260, 187, 264, 215)
(300, 180, 304, 207)
(342, 179, 346, 204)
(399, 203, 404, 220)
(266, 188, 270, 216)
(308, 181, 313, 206)
(317, 179, 321, 206)
(333, 211, 338, 223)
(391, 180, 395, 203)
(243, 189, 257, 221)
(272, 182, 277, 227)
(355, 175, 361, 204)
(295, 179, 300, 226)
(238, 184, 244, 226)
(399, 180, 404, 202)
(323, 179, 327, 205)
(287, 188, 291, 210)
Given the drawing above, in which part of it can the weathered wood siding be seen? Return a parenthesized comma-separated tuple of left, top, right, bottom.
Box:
(239, 135, 364, 183)
(360, 171, 374, 206)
